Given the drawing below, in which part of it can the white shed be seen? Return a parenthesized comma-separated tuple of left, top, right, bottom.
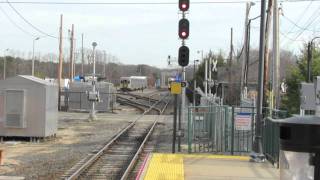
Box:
(0, 75, 58, 138)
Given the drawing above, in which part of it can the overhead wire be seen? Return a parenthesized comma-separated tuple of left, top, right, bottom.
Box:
(280, 31, 305, 42)
(0, 5, 37, 37)
(6, 0, 58, 38)
(282, 14, 320, 33)
(280, 3, 320, 47)
(291, 4, 320, 40)
(285, 0, 313, 34)
(0, 0, 318, 5)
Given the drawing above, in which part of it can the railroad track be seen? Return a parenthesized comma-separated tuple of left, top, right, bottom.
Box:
(62, 95, 170, 180)
(116, 95, 161, 114)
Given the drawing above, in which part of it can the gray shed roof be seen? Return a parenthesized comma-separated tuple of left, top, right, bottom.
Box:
(14, 75, 54, 86)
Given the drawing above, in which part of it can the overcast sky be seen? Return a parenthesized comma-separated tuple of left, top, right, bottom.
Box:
(0, 0, 318, 68)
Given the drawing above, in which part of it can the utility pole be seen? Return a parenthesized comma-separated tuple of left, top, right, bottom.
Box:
(244, 21, 251, 92)
(227, 28, 233, 104)
(58, 14, 63, 111)
(241, 2, 251, 100)
(307, 42, 312, 83)
(252, 0, 266, 161)
(193, 59, 199, 106)
(3, 49, 8, 80)
(103, 50, 106, 77)
(263, 0, 273, 111)
(209, 57, 212, 95)
(273, 0, 280, 109)
(205, 52, 208, 97)
(69, 24, 75, 81)
(3, 55, 5, 80)
(81, 33, 84, 76)
(73, 41, 77, 78)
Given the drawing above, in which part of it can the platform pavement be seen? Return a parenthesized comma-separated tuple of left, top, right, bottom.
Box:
(139, 153, 280, 180)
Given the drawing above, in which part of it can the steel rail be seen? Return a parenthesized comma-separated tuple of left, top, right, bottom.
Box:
(117, 95, 161, 113)
(120, 99, 170, 180)
(65, 95, 168, 180)
(116, 98, 146, 113)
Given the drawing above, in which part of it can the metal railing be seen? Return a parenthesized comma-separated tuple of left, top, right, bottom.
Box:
(60, 90, 116, 112)
(262, 117, 281, 167)
(187, 102, 288, 164)
(187, 105, 255, 155)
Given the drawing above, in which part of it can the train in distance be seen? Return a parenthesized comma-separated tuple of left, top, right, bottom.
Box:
(120, 76, 148, 91)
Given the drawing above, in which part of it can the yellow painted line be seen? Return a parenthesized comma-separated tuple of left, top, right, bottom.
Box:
(181, 154, 250, 161)
(144, 153, 184, 180)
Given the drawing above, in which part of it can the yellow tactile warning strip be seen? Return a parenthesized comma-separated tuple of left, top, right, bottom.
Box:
(184, 154, 250, 161)
(144, 153, 184, 180)
(143, 153, 249, 180)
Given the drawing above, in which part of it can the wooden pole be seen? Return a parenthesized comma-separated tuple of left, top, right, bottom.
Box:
(58, 14, 63, 111)
(69, 24, 75, 81)
(263, 0, 273, 111)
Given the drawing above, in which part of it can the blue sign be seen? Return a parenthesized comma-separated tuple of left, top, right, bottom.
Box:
(175, 74, 182, 82)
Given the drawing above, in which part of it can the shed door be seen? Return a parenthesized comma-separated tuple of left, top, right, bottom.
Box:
(5, 90, 25, 128)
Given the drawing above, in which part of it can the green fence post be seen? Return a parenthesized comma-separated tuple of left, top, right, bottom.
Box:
(224, 106, 228, 152)
(188, 107, 192, 153)
(231, 106, 235, 155)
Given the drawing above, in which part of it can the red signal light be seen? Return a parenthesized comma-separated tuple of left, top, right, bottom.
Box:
(179, 0, 189, 11)
(178, 19, 189, 39)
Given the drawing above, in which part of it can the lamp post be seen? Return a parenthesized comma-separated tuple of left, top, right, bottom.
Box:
(89, 42, 98, 121)
(244, 15, 261, 89)
(3, 49, 9, 80)
(307, 37, 320, 83)
(32, 37, 40, 76)
(193, 59, 199, 106)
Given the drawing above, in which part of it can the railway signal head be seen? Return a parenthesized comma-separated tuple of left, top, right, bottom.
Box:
(179, 19, 189, 39)
(179, 0, 190, 11)
(178, 45, 189, 67)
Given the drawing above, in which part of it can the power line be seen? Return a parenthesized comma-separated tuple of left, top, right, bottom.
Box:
(6, 0, 58, 38)
(280, 31, 305, 42)
(285, 0, 313, 34)
(0, 0, 318, 5)
(282, 14, 320, 32)
(0, 5, 37, 37)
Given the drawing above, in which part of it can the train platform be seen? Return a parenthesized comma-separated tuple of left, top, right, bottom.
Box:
(138, 153, 279, 180)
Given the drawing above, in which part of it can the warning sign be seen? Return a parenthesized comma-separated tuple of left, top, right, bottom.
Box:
(170, 82, 182, 95)
(235, 113, 252, 131)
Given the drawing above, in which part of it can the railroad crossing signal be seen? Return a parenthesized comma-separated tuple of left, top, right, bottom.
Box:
(179, 0, 190, 11)
(178, 19, 189, 39)
(178, 45, 189, 67)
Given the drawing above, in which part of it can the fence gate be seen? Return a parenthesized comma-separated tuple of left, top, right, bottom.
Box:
(188, 105, 255, 155)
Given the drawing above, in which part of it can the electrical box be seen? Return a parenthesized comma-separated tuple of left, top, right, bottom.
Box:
(88, 91, 100, 102)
